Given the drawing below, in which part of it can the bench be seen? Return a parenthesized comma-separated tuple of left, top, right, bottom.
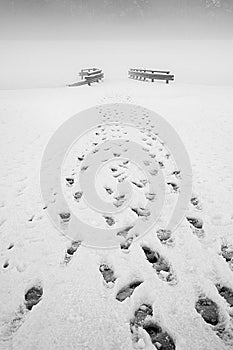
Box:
(128, 68, 174, 84)
(68, 68, 104, 87)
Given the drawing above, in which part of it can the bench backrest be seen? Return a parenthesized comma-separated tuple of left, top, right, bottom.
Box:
(85, 72, 104, 81)
(129, 70, 174, 80)
(130, 68, 170, 74)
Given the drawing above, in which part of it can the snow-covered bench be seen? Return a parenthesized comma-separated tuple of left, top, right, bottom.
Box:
(128, 68, 174, 84)
(68, 68, 104, 87)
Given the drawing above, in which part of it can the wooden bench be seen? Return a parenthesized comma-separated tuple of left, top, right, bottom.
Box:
(128, 68, 174, 84)
(68, 68, 104, 87)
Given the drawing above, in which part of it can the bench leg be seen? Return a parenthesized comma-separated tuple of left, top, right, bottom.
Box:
(151, 79, 154, 82)
(166, 80, 169, 84)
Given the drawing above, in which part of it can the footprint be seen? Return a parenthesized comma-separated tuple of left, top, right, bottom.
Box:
(8, 243, 14, 250)
(195, 297, 219, 326)
(186, 216, 205, 238)
(186, 216, 203, 229)
(143, 322, 176, 349)
(59, 212, 71, 228)
(158, 161, 164, 168)
(28, 215, 35, 222)
(66, 177, 74, 187)
(156, 229, 174, 245)
(73, 191, 83, 202)
(145, 192, 156, 201)
(99, 264, 116, 284)
(105, 186, 114, 195)
(117, 225, 134, 238)
(190, 196, 202, 210)
(104, 215, 115, 226)
(81, 165, 89, 172)
(116, 281, 143, 302)
(221, 244, 233, 263)
(167, 182, 179, 193)
(172, 170, 181, 178)
(130, 304, 153, 329)
(142, 246, 158, 264)
(131, 207, 151, 219)
(130, 304, 153, 346)
(113, 194, 126, 207)
(120, 237, 134, 251)
(63, 240, 82, 264)
(216, 284, 233, 306)
(1, 304, 27, 340)
(25, 284, 43, 311)
(3, 260, 9, 269)
(149, 168, 158, 176)
(142, 246, 176, 283)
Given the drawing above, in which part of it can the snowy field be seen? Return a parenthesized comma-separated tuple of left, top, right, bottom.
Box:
(1, 74, 233, 350)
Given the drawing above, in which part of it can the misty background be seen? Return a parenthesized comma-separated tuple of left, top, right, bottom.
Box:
(0, 0, 233, 89)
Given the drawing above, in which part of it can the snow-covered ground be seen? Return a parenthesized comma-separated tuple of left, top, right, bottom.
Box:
(1, 78, 233, 350)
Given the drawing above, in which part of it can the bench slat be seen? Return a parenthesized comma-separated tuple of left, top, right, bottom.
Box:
(85, 70, 102, 76)
(67, 80, 90, 87)
(130, 68, 170, 74)
(129, 72, 174, 80)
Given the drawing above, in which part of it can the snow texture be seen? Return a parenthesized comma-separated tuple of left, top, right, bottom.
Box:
(0, 80, 233, 349)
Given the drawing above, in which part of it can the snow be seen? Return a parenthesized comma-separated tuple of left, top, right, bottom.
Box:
(0, 78, 233, 350)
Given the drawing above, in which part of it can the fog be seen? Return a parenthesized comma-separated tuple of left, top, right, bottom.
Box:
(0, 39, 233, 89)
(1, 0, 233, 89)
